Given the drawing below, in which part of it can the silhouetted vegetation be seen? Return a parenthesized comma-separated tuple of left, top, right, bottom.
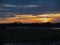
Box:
(0, 22, 60, 29)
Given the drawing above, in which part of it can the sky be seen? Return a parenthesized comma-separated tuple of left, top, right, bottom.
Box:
(0, 0, 60, 23)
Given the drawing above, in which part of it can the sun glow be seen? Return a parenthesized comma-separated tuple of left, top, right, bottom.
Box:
(41, 18, 49, 22)
(38, 18, 52, 23)
(0, 13, 60, 23)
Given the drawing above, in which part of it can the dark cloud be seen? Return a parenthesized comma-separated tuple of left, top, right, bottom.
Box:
(0, 12, 15, 18)
(0, 0, 60, 17)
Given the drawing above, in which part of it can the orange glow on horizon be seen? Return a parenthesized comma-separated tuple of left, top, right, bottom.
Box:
(0, 13, 60, 23)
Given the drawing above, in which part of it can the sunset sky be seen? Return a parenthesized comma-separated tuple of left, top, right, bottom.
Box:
(0, 0, 60, 23)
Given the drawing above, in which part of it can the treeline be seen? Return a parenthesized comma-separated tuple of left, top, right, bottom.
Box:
(0, 22, 60, 28)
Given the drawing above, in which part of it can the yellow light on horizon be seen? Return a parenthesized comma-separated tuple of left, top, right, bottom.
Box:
(38, 18, 52, 23)
(0, 13, 60, 23)
(42, 18, 49, 22)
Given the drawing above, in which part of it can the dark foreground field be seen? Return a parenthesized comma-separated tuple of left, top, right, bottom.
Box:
(0, 28, 60, 45)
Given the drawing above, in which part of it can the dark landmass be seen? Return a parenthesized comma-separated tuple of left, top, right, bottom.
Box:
(1, 28, 60, 45)
(0, 22, 60, 29)
(0, 22, 60, 45)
